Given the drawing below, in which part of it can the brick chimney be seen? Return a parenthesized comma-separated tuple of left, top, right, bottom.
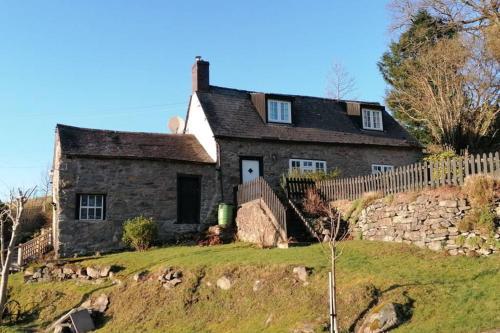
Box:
(192, 56, 210, 92)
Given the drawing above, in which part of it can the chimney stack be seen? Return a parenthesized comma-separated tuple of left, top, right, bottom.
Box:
(192, 56, 210, 92)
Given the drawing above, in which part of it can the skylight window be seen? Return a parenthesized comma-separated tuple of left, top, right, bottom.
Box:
(362, 109, 383, 131)
(268, 100, 291, 124)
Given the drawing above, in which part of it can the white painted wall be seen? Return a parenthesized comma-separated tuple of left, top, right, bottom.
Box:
(184, 93, 217, 161)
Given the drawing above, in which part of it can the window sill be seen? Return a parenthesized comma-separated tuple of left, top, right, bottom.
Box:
(77, 219, 106, 222)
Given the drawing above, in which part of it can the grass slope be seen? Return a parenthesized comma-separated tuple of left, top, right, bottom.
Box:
(4, 241, 500, 333)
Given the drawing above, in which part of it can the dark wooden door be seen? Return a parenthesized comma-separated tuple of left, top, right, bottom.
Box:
(177, 175, 201, 224)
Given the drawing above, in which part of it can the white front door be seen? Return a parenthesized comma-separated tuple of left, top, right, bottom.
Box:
(241, 159, 261, 183)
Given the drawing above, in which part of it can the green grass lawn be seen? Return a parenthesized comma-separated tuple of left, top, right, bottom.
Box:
(4, 241, 500, 333)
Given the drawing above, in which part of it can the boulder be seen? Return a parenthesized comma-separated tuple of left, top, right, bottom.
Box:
(358, 302, 401, 333)
(62, 266, 75, 275)
(100, 265, 111, 277)
(292, 266, 309, 282)
(133, 271, 148, 282)
(216, 276, 232, 290)
(163, 278, 182, 289)
(81, 293, 109, 313)
(86, 267, 101, 279)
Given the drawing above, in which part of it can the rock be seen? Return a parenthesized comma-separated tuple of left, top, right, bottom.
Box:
(164, 271, 174, 280)
(478, 248, 492, 256)
(358, 302, 402, 333)
(24, 268, 34, 278)
(428, 241, 443, 251)
(133, 271, 148, 282)
(100, 265, 111, 277)
(33, 271, 42, 279)
(93, 293, 109, 312)
(53, 323, 72, 333)
(439, 200, 458, 208)
(292, 266, 309, 282)
(62, 266, 75, 275)
(253, 280, 263, 292)
(86, 266, 101, 279)
(76, 267, 87, 277)
(172, 270, 182, 279)
(81, 293, 109, 313)
(216, 276, 232, 290)
(164, 278, 182, 288)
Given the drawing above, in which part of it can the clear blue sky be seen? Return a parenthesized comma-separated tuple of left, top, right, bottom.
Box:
(0, 0, 393, 197)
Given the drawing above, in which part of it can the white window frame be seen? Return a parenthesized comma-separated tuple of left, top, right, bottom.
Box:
(289, 159, 327, 174)
(267, 99, 292, 124)
(362, 109, 383, 131)
(79, 194, 104, 220)
(371, 164, 394, 174)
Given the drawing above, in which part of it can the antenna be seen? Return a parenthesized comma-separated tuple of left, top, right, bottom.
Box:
(168, 116, 185, 134)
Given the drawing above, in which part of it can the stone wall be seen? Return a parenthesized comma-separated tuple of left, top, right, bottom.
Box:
(54, 154, 219, 257)
(236, 199, 287, 247)
(355, 194, 500, 256)
(218, 137, 422, 202)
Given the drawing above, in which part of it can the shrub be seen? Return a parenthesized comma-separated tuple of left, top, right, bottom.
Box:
(345, 192, 383, 224)
(466, 236, 484, 248)
(457, 215, 474, 232)
(122, 216, 158, 251)
(456, 235, 466, 247)
(462, 175, 498, 208)
(286, 168, 341, 181)
(302, 188, 328, 216)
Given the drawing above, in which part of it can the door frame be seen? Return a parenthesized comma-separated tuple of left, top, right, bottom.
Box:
(239, 156, 264, 184)
(176, 174, 202, 224)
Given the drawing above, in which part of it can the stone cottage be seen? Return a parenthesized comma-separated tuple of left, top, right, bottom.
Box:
(51, 57, 422, 256)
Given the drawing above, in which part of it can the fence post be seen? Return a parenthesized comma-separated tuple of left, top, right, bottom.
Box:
(17, 245, 23, 266)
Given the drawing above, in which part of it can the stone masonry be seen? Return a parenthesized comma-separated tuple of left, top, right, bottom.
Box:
(218, 137, 422, 202)
(355, 194, 500, 256)
(53, 151, 219, 257)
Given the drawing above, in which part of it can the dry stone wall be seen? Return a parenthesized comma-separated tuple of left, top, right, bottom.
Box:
(355, 194, 500, 256)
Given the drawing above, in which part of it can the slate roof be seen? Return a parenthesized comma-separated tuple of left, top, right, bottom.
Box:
(56, 124, 214, 164)
(196, 86, 421, 148)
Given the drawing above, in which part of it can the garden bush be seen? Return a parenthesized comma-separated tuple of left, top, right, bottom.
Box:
(122, 216, 158, 251)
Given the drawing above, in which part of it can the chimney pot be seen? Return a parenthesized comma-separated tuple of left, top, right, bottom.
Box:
(192, 57, 209, 92)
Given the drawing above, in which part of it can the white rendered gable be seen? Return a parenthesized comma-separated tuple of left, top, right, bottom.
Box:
(184, 93, 217, 161)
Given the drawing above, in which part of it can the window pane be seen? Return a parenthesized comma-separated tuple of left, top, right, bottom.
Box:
(280, 102, 289, 121)
(89, 195, 95, 207)
(88, 208, 95, 219)
(80, 208, 87, 220)
(269, 101, 278, 120)
(95, 208, 102, 219)
(96, 195, 103, 208)
(81, 195, 88, 206)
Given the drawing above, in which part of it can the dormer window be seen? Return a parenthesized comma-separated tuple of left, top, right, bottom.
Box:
(268, 99, 291, 124)
(362, 109, 383, 131)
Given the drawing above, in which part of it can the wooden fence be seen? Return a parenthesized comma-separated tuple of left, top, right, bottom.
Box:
(286, 151, 500, 202)
(236, 177, 287, 238)
(17, 228, 53, 266)
(285, 177, 316, 201)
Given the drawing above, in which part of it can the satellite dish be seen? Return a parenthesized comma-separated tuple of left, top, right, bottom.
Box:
(168, 116, 185, 134)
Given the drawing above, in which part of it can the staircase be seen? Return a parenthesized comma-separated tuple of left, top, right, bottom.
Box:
(286, 199, 319, 244)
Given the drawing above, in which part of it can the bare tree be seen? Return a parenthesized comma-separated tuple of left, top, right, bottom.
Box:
(39, 164, 52, 213)
(326, 61, 357, 100)
(388, 0, 500, 59)
(387, 36, 499, 150)
(0, 187, 36, 313)
(303, 189, 351, 333)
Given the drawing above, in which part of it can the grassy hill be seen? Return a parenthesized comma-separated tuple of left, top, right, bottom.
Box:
(4, 241, 500, 333)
